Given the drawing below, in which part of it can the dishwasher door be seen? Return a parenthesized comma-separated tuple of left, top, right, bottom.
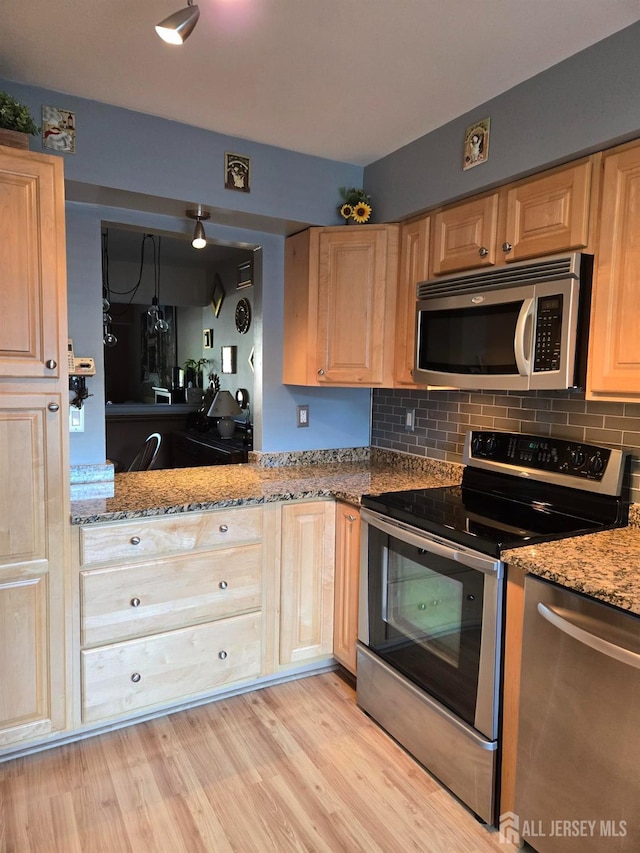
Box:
(514, 575, 640, 852)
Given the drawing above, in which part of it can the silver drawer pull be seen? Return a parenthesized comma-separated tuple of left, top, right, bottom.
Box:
(46, 359, 57, 370)
(347, 514, 357, 522)
(502, 241, 513, 253)
(218, 651, 228, 660)
(131, 672, 142, 683)
(130, 536, 141, 545)
(317, 368, 325, 376)
(219, 581, 228, 590)
(47, 403, 60, 412)
(130, 597, 141, 607)
(219, 524, 229, 533)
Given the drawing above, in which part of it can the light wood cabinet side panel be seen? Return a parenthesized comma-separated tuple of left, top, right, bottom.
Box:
(500, 565, 526, 817)
(588, 142, 640, 400)
(394, 216, 429, 387)
(283, 229, 319, 385)
(333, 504, 360, 675)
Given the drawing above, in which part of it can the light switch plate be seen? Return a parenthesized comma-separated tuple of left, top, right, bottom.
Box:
(69, 405, 84, 432)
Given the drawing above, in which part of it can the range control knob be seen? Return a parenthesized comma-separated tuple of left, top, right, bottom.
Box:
(587, 454, 605, 476)
(571, 449, 586, 469)
(471, 434, 484, 455)
(485, 435, 498, 455)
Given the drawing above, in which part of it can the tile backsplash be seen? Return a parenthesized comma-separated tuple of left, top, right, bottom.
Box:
(371, 389, 640, 503)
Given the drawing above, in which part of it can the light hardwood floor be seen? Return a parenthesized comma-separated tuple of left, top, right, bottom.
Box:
(0, 673, 516, 852)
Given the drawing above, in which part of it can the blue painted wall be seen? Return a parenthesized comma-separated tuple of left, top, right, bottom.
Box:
(0, 77, 371, 464)
(365, 21, 640, 222)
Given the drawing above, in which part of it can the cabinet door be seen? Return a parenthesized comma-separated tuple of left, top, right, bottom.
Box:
(504, 159, 592, 263)
(432, 193, 499, 275)
(0, 148, 66, 379)
(280, 501, 335, 665)
(394, 215, 430, 387)
(316, 227, 398, 385)
(0, 391, 68, 747)
(588, 142, 640, 400)
(333, 503, 360, 675)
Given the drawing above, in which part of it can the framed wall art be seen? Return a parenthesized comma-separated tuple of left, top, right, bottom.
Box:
(225, 152, 251, 193)
(237, 260, 253, 289)
(211, 274, 225, 318)
(42, 105, 76, 153)
(463, 118, 490, 170)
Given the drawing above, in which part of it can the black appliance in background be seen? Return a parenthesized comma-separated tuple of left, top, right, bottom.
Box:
(357, 430, 629, 826)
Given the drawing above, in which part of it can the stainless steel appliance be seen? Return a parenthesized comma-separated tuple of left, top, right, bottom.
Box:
(515, 575, 639, 852)
(358, 430, 628, 825)
(413, 253, 592, 390)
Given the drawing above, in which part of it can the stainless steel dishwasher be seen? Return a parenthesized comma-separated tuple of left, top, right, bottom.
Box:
(514, 574, 640, 852)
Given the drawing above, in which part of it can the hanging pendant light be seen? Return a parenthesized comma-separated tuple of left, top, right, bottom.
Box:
(155, 0, 200, 45)
(186, 207, 211, 249)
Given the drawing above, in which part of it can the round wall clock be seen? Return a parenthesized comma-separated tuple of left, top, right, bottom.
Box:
(235, 297, 251, 334)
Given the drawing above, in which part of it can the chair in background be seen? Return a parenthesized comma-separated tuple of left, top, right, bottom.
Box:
(127, 432, 162, 472)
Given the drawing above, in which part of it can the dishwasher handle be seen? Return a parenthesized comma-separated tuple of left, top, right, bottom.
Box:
(537, 602, 640, 670)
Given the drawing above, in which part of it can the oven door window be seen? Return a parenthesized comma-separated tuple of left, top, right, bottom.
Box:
(418, 301, 522, 375)
(367, 528, 485, 728)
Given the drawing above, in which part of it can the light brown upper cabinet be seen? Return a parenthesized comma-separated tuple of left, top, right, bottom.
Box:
(393, 214, 430, 387)
(588, 140, 640, 401)
(432, 157, 597, 276)
(0, 147, 66, 379)
(283, 224, 400, 386)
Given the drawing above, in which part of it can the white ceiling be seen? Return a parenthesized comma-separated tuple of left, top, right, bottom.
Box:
(1, 1, 639, 166)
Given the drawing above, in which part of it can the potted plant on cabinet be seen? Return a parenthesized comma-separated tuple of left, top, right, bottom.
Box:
(184, 358, 208, 402)
(0, 91, 40, 150)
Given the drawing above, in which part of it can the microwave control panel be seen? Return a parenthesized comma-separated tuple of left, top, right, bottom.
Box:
(533, 294, 563, 372)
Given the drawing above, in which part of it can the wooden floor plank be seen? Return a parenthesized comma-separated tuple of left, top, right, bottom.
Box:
(0, 672, 515, 852)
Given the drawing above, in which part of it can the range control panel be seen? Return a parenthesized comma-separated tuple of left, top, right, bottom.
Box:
(469, 431, 611, 481)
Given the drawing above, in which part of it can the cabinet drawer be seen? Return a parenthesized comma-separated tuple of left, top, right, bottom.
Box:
(80, 544, 262, 647)
(79, 506, 263, 566)
(81, 611, 262, 723)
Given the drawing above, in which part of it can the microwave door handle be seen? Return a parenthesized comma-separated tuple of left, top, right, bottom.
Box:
(514, 297, 535, 376)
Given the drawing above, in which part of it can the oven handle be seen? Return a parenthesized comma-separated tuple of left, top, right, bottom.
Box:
(361, 508, 502, 577)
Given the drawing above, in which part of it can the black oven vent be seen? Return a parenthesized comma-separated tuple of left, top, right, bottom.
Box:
(417, 254, 582, 299)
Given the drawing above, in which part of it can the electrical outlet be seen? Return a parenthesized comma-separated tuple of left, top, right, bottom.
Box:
(69, 405, 84, 432)
(405, 408, 415, 431)
(297, 405, 309, 427)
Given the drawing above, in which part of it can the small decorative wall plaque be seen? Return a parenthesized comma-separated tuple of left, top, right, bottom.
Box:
(237, 259, 252, 289)
(211, 274, 225, 318)
(463, 118, 490, 170)
(225, 152, 251, 193)
(203, 328, 214, 349)
(42, 105, 76, 153)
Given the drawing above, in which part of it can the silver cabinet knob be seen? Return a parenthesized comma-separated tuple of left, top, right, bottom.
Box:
(478, 247, 489, 257)
(502, 241, 513, 253)
(218, 651, 228, 660)
(131, 672, 141, 683)
(317, 368, 325, 376)
(130, 597, 141, 607)
(219, 524, 228, 533)
(45, 359, 57, 370)
(347, 514, 357, 522)
(130, 536, 141, 545)
(47, 403, 59, 412)
(219, 581, 228, 590)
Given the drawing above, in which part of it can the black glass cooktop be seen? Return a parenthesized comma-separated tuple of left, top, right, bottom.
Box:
(361, 469, 627, 558)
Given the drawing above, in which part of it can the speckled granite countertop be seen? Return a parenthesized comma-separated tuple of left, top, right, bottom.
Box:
(70, 460, 461, 525)
(502, 525, 640, 616)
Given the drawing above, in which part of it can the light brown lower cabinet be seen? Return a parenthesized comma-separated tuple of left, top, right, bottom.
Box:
(333, 503, 361, 674)
(279, 501, 336, 665)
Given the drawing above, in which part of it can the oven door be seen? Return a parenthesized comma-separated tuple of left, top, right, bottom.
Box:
(359, 508, 503, 739)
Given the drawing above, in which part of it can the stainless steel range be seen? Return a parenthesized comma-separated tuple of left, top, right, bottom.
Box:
(357, 430, 629, 825)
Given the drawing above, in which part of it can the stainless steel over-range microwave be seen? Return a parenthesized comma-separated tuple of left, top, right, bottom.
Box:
(413, 253, 592, 391)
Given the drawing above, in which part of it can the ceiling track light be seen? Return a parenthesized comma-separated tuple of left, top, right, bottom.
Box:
(186, 207, 211, 249)
(155, 0, 200, 45)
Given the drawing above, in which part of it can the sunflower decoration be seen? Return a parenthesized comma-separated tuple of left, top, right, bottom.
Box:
(338, 187, 373, 224)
